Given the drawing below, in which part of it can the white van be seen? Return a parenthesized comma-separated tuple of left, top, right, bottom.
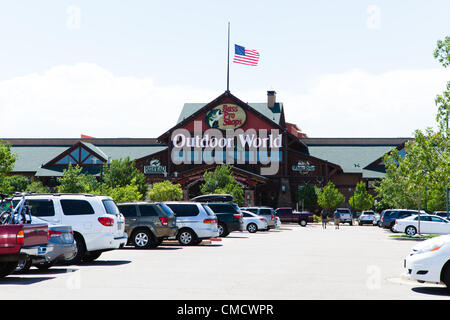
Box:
(15, 194, 127, 264)
(164, 202, 219, 245)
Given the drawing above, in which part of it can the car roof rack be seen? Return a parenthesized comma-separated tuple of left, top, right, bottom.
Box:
(190, 194, 234, 203)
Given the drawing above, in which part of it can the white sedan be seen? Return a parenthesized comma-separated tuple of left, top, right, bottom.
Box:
(404, 234, 450, 288)
(393, 214, 450, 236)
(241, 210, 269, 233)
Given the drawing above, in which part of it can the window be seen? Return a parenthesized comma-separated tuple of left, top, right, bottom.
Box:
(118, 205, 137, 218)
(202, 204, 215, 216)
(277, 209, 291, 215)
(259, 208, 273, 215)
(158, 203, 175, 217)
(207, 204, 239, 214)
(102, 199, 120, 215)
(166, 204, 199, 217)
(414, 216, 431, 222)
(139, 205, 159, 217)
(243, 212, 252, 218)
(431, 216, 446, 223)
(61, 200, 95, 216)
(245, 208, 258, 214)
(26, 199, 55, 217)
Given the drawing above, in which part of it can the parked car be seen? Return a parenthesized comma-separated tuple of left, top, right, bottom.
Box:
(241, 207, 276, 229)
(274, 207, 313, 227)
(117, 202, 178, 249)
(12, 194, 128, 265)
(433, 211, 450, 219)
(165, 202, 219, 245)
(241, 210, 268, 233)
(393, 214, 450, 236)
(334, 208, 353, 225)
(206, 203, 244, 237)
(15, 216, 76, 272)
(358, 210, 376, 226)
(191, 194, 244, 237)
(275, 216, 281, 228)
(373, 213, 381, 226)
(404, 234, 450, 289)
(380, 209, 426, 232)
(0, 223, 50, 278)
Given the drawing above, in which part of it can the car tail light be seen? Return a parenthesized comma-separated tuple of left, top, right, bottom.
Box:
(233, 214, 242, 219)
(271, 215, 274, 221)
(16, 230, 24, 245)
(98, 217, 114, 227)
(203, 218, 218, 224)
(381, 216, 384, 222)
(159, 217, 168, 226)
(260, 218, 266, 222)
(48, 229, 62, 239)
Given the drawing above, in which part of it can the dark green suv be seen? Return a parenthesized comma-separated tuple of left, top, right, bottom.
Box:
(191, 194, 244, 237)
(118, 202, 178, 249)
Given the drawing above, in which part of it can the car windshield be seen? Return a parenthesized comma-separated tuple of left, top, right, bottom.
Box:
(337, 209, 350, 213)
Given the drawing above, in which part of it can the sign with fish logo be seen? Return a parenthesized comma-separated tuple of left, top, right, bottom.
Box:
(204, 104, 246, 130)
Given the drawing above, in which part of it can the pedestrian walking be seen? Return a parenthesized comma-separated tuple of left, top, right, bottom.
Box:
(321, 209, 328, 229)
(334, 210, 340, 229)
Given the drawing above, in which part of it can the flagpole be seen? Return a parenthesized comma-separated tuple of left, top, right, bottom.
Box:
(226, 22, 230, 92)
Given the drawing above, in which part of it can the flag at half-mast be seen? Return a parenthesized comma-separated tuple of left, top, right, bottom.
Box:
(233, 44, 260, 66)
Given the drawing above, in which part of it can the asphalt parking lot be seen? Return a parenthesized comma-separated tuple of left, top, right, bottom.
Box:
(0, 223, 449, 300)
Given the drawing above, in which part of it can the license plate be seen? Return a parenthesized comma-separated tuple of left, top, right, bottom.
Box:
(38, 246, 47, 255)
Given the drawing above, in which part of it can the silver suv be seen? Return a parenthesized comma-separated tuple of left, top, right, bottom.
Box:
(334, 208, 353, 225)
(240, 207, 276, 229)
(165, 202, 219, 245)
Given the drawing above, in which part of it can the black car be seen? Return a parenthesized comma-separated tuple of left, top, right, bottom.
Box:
(191, 195, 243, 237)
(380, 209, 423, 231)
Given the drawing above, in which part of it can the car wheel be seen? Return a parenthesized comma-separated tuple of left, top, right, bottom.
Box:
(15, 258, 32, 273)
(442, 264, 450, 290)
(0, 262, 18, 278)
(299, 219, 307, 227)
(247, 223, 258, 233)
(82, 251, 102, 263)
(64, 233, 86, 265)
(177, 229, 197, 246)
(218, 222, 229, 237)
(405, 226, 417, 236)
(132, 229, 158, 249)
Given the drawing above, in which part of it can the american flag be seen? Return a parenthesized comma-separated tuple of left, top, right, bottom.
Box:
(233, 44, 260, 66)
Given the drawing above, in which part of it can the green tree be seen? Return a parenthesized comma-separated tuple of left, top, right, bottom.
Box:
(317, 182, 345, 213)
(200, 165, 244, 206)
(101, 178, 144, 203)
(0, 141, 16, 193)
(57, 164, 98, 194)
(101, 157, 147, 198)
(7, 175, 30, 193)
(148, 180, 183, 202)
(25, 181, 50, 193)
(297, 184, 318, 211)
(349, 181, 374, 212)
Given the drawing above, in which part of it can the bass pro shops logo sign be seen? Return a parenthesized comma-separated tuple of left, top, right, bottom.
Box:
(205, 104, 246, 130)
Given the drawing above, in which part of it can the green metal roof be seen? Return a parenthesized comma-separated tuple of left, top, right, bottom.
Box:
(177, 102, 283, 125)
(307, 145, 396, 178)
(10, 145, 167, 173)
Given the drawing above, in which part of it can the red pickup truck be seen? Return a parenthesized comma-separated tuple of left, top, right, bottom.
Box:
(275, 207, 314, 227)
(0, 224, 48, 278)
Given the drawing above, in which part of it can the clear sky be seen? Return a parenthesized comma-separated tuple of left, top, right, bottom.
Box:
(0, 1, 449, 138)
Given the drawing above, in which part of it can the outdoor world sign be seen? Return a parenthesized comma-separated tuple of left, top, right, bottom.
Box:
(204, 104, 247, 130)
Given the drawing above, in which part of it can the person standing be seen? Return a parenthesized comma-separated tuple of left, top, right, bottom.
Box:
(334, 210, 340, 229)
(321, 209, 328, 229)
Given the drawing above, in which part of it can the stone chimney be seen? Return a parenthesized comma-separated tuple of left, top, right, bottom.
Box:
(267, 90, 276, 109)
